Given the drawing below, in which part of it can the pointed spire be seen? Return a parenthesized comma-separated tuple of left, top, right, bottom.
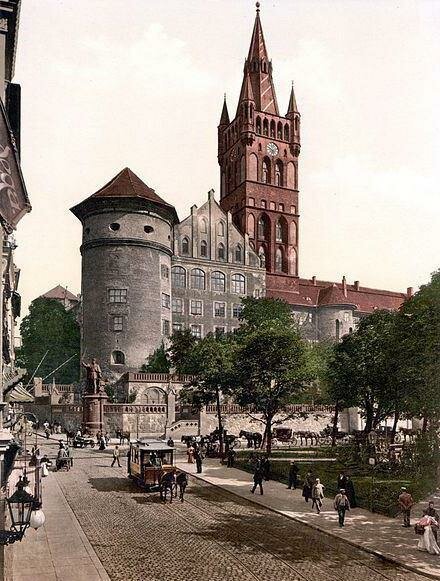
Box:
(286, 81, 299, 116)
(237, 70, 255, 110)
(219, 94, 230, 126)
(243, 3, 279, 115)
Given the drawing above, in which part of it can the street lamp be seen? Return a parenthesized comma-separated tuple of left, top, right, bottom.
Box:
(0, 476, 38, 545)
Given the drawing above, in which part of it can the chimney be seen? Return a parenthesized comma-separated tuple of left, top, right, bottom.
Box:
(312, 276, 316, 286)
(354, 280, 360, 291)
(407, 287, 414, 298)
(342, 276, 347, 297)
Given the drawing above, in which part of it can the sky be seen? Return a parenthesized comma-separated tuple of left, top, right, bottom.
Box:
(13, 0, 440, 317)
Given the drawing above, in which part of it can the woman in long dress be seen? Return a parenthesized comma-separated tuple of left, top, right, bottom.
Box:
(417, 517, 440, 555)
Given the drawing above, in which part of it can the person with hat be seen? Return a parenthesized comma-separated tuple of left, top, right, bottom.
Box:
(334, 489, 350, 527)
(398, 487, 414, 527)
(287, 461, 299, 490)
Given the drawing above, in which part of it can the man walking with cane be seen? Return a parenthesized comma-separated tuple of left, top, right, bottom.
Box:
(111, 445, 121, 468)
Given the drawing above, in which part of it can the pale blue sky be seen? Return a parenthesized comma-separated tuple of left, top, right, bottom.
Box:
(14, 0, 440, 313)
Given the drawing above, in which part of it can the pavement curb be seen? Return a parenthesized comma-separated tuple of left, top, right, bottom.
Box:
(183, 468, 440, 580)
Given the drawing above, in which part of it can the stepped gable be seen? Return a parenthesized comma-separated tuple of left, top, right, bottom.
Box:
(40, 284, 79, 302)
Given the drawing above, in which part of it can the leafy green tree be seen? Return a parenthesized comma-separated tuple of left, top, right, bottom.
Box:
(17, 298, 80, 384)
(303, 340, 334, 404)
(168, 329, 198, 374)
(238, 296, 293, 332)
(179, 332, 237, 454)
(142, 342, 170, 373)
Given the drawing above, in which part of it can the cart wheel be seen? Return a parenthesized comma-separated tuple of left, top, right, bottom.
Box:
(90, 442, 95, 448)
(394, 433, 402, 444)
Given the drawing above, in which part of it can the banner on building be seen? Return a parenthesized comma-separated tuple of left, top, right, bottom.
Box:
(0, 99, 30, 232)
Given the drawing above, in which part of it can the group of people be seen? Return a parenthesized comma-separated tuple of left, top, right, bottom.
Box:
(398, 487, 440, 556)
(43, 420, 63, 439)
(95, 430, 110, 450)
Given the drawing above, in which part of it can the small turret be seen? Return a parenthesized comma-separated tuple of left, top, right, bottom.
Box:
(286, 82, 300, 157)
(237, 70, 255, 144)
(217, 95, 230, 162)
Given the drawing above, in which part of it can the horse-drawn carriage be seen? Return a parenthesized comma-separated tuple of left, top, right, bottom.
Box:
(128, 439, 187, 501)
(73, 435, 95, 448)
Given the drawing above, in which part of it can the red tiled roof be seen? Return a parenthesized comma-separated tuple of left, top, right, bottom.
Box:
(40, 285, 79, 302)
(267, 277, 407, 313)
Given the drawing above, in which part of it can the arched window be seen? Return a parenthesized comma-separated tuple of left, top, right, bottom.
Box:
(290, 221, 297, 245)
(200, 218, 208, 234)
(231, 273, 246, 294)
(240, 155, 246, 182)
(262, 159, 270, 184)
(235, 244, 243, 263)
(217, 243, 225, 261)
(284, 124, 290, 141)
(289, 247, 297, 276)
(191, 268, 205, 290)
(256, 117, 262, 135)
(247, 213, 255, 238)
(248, 153, 258, 180)
(112, 350, 125, 365)
(275, 161, 283, 186)
(171, 266, 186, 288)
(263, 118, 269, 136)
(294, 117, 299, 132)
(258, 246, 266, 268)
(200, 240, 208, 257)
(217, 221, 225, 236)
(181, 237, 190, 255)
(277, 121, 283, 139)
(276, 220, 283, 242)
(211, 271, 226, 292)
(275, 248, 283, 272)
(270, 120, 275, 138)
(258, 214, 269, 240)
(287, 162, 295, 189)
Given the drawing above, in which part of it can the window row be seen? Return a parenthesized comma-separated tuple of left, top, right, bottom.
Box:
(256, 118, 291, 141)
(180, 238, 244, 262)
(248, 198, 297, 214)
(86, 223, 155, 235)
(171, 267, 246, 294)
(223, 155, 297, 191)
(247, 214, 298, 246)
(199, 218, 226, 236)
(171, 322, 236, 339)
(172, 298, 243, 318)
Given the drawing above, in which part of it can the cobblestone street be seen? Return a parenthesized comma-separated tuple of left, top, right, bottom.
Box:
(42, 442, 430, 581)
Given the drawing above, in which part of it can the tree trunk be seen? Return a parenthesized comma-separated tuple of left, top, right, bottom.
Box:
(215, 386, 224, 456)
(363, 402, 374, 434)
(422, 414, 428, 433)
(391, 410, 399, 442)
(331, 402, 340, 447)
(266, 415, 273, 456)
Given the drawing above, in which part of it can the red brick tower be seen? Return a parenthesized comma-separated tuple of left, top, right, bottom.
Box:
(218, 4, 301, 298)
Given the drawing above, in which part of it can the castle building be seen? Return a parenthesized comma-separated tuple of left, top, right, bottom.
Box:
(71, 6, 410, 375)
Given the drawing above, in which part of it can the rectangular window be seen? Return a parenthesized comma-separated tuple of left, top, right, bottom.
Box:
(232, 304, 243, 318)
(344, 312, 350, 322)
(162, 319, 170, 336)
(172, 322, 183, 332)
(214, 302, 226, 317)
(113, 316, 123, 331)
(190, 324, 202, 339)
(190, 300, 203, 316)
(108, 289, 127, 303)
(172, 297, 184, 315)
(161, 293, 170, 309)
(279, 203, 284, 212)
(161, 264, 170, 279)
(249, 197, 255, 207)
(215, 326, 225, 336)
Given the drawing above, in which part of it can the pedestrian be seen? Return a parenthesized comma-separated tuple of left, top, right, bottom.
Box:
(96, 430, 102, 444)
(334, 489, 350, 527)
(227, 447, 236, 468)
(105, 432, 110, 445)
(167, 437, 174, 447)
(44, 427, 50, 440)
(111, 445, 121, 467)
(345, 476, 357, 508)
(99, 436, 106, 451)
(398, 487, 414, 527)
(302, 470, 313, 503)
(187, 444, 195, 464)
(251, 464, 264, 495)
(262, 456, 271, 481)
(337, 471, 347, 491)
(423, 502, 440, 542)
(311, 478, 325, 514)
(287, 461, 299, 490)
(194, 447, 203, 474)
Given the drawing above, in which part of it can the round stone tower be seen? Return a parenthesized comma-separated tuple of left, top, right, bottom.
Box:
(70, 168, 178, 376)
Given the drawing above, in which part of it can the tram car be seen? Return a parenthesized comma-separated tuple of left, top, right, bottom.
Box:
(128, 439, 179, 491)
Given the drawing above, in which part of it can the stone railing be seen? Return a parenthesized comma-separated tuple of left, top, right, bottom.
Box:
(103, 404, 167, 414)
(205, 404, 334, 414)
(127, 372, 194, 383)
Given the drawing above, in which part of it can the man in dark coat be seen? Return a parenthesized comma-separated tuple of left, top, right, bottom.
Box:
(345, 476, 357, 508)
(302, 470, 313, 503)
(251, 464, 264, 495)
(262, 456, 271, 481)
(194, 447, 203, 474)
(287, 461, 300, 489)
(337, 472, 347, 491)
(227, 448, 236, 468)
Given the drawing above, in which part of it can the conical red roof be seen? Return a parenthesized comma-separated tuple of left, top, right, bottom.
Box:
(318, 284, 355, 307)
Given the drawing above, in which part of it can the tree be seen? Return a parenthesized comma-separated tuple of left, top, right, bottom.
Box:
(142, 342, 170, 373)
(17, 298, 80, 384)
(179, 332, 237, 454)
(326, 310, 401, 434)
(168, 329, 198, 374)
(238, 296, 293, 332)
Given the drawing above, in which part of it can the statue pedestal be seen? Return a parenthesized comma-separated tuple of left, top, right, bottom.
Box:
(82, 393, 108, 433)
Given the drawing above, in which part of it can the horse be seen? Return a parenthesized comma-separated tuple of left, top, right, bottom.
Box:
(176, 472, 188, 502)
(116, 430, 130, 445)
(239, 430, 262, 449)
(159, 471, 176, 504)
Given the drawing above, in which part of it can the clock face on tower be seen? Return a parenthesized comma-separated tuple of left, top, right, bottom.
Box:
(266, 142, 279, 156)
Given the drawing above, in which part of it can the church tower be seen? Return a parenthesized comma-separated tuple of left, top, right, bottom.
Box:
(218, 4, 301, 298)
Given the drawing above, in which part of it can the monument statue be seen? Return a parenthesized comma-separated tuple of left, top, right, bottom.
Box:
(82, 358, 102, 394)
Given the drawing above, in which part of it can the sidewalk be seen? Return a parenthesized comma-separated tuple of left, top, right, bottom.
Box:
(177, 457, 440, 579)
(12, 467, 110, 581)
